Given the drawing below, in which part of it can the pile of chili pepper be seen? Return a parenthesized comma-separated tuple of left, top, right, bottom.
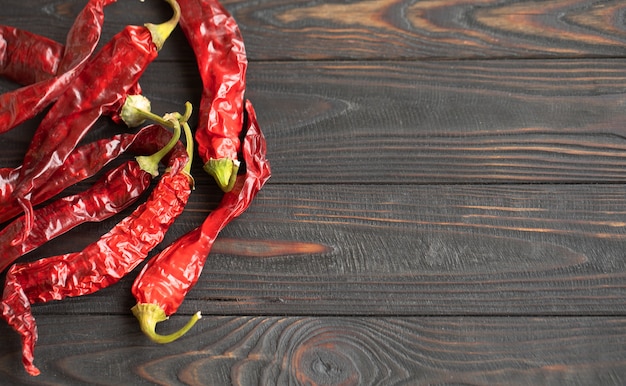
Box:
(0, 0, 270, 376)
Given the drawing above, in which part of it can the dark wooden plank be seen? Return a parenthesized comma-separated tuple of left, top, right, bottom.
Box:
(182, 184, 626, 316)
(0, 314, 625, 384)
(1, 0, 626, 61)
(171, 58, 626, 184)
(11, 183, 626, 317)
(242, 59, 626, 184)
(4, 59, 626, 185)
(229, 0, 626, 60)
(2, 1, 626, 384)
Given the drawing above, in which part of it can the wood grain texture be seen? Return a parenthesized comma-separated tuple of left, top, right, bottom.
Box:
(6, 59, 626, 185)
(0, 315, 625, 385)
(1, 0, 626, 61)
(230, 0, 626, 60)
(13, 183, 626, 317)
(118, 58, 626, 184)
(243, 59, 626, 184)
(2, 0, 626, 383)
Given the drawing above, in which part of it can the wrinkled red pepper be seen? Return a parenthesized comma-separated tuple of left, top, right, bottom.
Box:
(177, 0, 248, 192)
(0, 25, 62, 84)
(0, 35, 151, 216)
(10, 0, 181, 234)
(0, 122, 187, 271)
(131, 100, 270, 343)
(1, 118, 194, 376)
(0, 24, 146, 123)
(0, 0, 116, 133)
(0, 122, 167, 223)
(0, 161, 150, 272)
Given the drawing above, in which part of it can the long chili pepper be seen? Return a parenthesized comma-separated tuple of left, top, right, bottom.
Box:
(177, 0, 248, 192)
(11, 0, 181, 236)
(131, 100, 270, 343)
(0, 25, 147, 125)
(0, 117, 188, 270)
(1, 109, 194, 376)
(0, 27, 141, 105)
(0, 94, 152, 222)
(0, 25, 62, 84)
(0, 162, 151, 273)
(0, 0, 116, 133)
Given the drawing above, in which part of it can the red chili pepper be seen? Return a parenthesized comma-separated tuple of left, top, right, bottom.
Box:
(0, 25, 62, 84)
(0, 122, 163, 223)
(0, 161, 151, 273)
(11, 0, 181, 235)
(131, 100, 270, 343)
(0, 30, 151, 215)
(0, 121, 186, 270)
(0, 24, 148, 139)
(0, 0, 116, 133)
(177, 0, 248, 192)
(1, 117, 193, 376)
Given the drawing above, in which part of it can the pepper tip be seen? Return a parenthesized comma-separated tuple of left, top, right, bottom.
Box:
(25, 364, 41, 377)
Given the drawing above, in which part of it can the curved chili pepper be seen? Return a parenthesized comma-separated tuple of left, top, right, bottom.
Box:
(1, 115, 193, 376)
(0, 161, 151, 273)
(0, 25, 62, 84)
(177, 0, 248, 192)
(0, 31, 150, 217)
(0, 24, 148, 133)
(0, 0, 116, 133)
(0, 121, 164, 223)
(0, 121, 186, 270)
(131, 100, 270, 343)
(11, 0, 181, 236)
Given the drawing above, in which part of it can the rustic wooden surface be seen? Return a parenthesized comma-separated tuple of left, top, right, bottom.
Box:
(1, 0, 626, 384)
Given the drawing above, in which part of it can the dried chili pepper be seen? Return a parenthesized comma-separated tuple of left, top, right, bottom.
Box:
(0, 118, 162, 223)
(0, 25, 147, 124)
(0, 161, 150, 273)
(131, 100, 270, 343)
(11, 0, 181, 235)
(0, 117, 188, 270)
(177, 0, 248, 192)
(1, 109, 194, 376)
(0, 0, 116, 133)
(0, 65, 150, 219)
(0, 25, 62, 84)
(0, 38, 150, 217)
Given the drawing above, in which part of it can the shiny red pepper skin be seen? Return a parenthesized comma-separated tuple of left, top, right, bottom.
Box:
(0, 24, 145, 220)
(1, 135, 191, 376)
(177, 0, 247, 191)
(0, 24, 143, 121)
(0, 25, 62, 84)
(0, 125, 178, 261)
(11, 24, 160, 229)
(0, 161, 151, 273)
(0, 124, 169, 223)
(0, 0, 116, 133)
(132, 100, 270, 326)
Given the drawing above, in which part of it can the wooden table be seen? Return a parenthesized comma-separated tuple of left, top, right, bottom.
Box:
(1, 0, 626, 384)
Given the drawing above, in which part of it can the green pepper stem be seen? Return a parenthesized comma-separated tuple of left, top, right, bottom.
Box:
(136, 117, 181, 177)
(204, 158, 240, 192)
(145, 0, 181, 50)
(131, 303, 202, 344)
(120, 95, 152, 128)
(182, 122, 194, 177)
(127, 104, 189, 131)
